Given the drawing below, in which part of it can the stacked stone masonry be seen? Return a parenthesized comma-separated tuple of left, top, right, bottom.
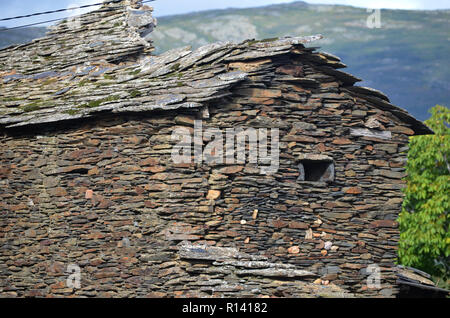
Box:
(0, 0, 432, 298)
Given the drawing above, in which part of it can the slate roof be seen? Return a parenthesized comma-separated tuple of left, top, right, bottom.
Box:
(0, 0, 432, 135)
(397, 265, 450, 297)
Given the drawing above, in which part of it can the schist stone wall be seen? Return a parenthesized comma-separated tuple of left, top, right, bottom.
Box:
(0, 55, 415, 298)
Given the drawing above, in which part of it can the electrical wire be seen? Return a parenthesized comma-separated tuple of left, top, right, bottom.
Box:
(0, 0, 156, 32)
(0, 0, 122, 22)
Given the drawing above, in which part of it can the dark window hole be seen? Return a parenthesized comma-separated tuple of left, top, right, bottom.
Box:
(65, 168, 89, 175)
(298, 160, 335, 182)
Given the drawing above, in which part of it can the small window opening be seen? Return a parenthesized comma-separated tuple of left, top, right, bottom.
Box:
(298, 160, 334, 182)
(65, 168, 89, 175)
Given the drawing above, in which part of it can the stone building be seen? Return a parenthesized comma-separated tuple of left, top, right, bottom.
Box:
(0, 0, 434, 297)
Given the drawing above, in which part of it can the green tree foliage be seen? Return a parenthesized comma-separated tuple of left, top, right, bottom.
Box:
(398, 105, 450, 280)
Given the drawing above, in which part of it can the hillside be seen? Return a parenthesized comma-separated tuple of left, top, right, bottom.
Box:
(0, 27, 47, 49)
(1, 1, 449, 120)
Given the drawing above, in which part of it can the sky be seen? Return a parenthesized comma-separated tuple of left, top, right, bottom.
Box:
(0, 0, 449, 28)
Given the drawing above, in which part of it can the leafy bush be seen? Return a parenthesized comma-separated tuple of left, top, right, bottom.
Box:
(398, 105, 450, 286)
